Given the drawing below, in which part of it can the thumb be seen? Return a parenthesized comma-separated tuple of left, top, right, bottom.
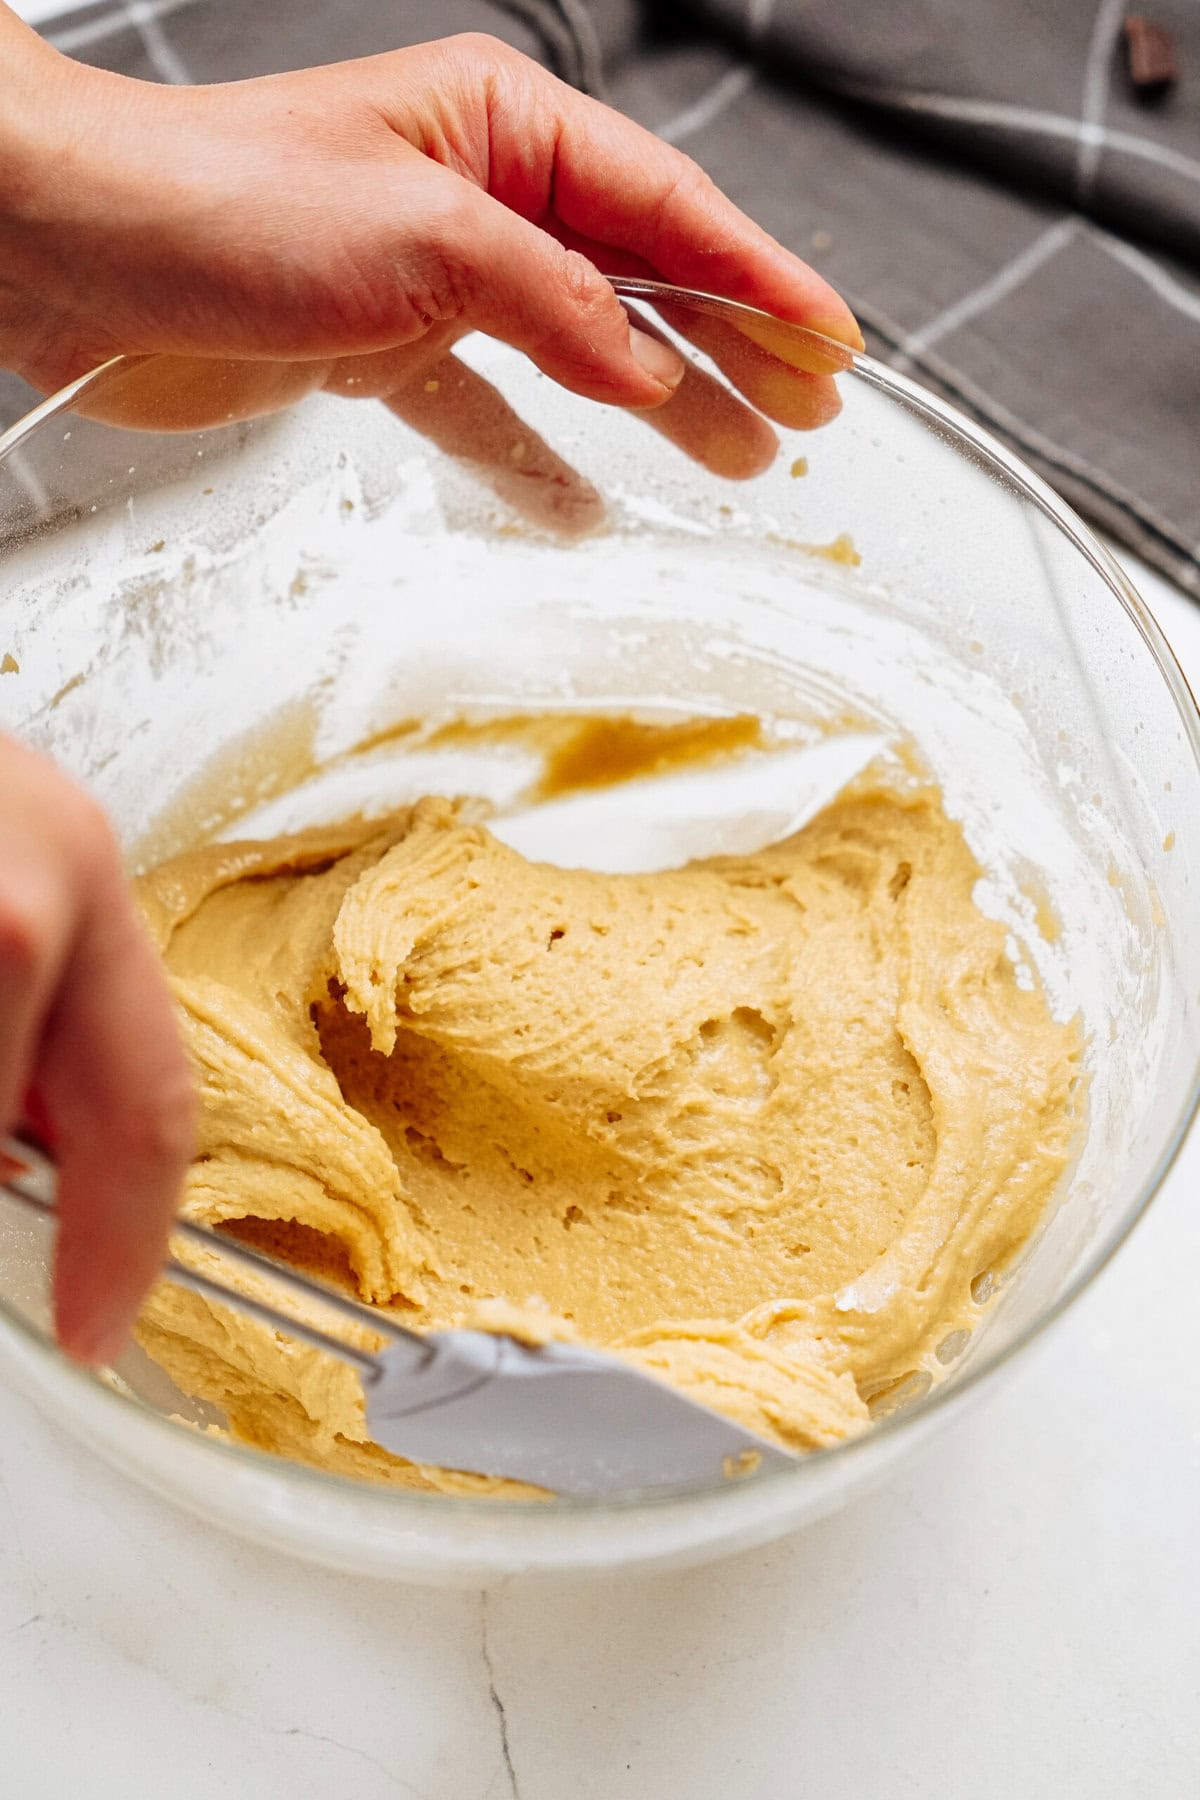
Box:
(436, 178, 687, 407)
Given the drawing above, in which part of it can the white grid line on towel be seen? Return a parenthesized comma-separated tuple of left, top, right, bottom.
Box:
(47, 0, 196, 54)
(850, 287, 1200, 595)
(554, 0, 606, 94)
(1077, 0, 1126, 202)
(892, 218, 1077, 371)
(836, 80, 1200, 190)
(656, 0, 775, 148)
(747, 0, 777, 39)
(655, 64, 756, 146)
(123, 0, 191, 82)
(1090, 228, 1200, 325)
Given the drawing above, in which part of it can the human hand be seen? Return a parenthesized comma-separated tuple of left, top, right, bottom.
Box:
(0, 18, 860, 1364)
(1, 19, 861, 455)
(0, 734, 194, 1364)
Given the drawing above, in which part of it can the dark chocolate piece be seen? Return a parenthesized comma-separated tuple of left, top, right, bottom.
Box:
(1123, 16, 1178, 93)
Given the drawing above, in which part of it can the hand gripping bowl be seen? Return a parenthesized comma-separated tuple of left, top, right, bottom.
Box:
(1, 283, 1198, 1582)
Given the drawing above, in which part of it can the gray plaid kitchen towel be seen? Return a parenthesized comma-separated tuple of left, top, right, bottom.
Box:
(5, 0, 1199, 594)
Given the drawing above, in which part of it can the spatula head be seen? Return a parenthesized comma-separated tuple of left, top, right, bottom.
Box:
(490, 734, 886, 873)
(365, 1329, 797, 1498)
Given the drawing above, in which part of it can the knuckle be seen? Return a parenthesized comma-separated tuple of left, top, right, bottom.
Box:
(111, 1085, 195, 1174)
(654, 156, 720, 244)
(403, 256, 474, 330)
(315, 199, 479, 344)
(0, 885, 49, 981)
(528, 249, 632, 396)
(304, 269, 412, 346)
(558, 248, 612, 320)
(399, 201, 479, 327)
(449, 31, 519, 69)
(672, 153, 718, 205)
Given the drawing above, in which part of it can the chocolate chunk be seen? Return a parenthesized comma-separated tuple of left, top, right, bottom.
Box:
(1123, 16, 1178, 93)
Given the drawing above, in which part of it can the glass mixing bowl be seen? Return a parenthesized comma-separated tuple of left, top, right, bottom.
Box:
(1, 285, 1198, 1582)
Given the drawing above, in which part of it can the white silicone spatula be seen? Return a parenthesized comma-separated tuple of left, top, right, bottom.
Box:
(491, 732, 885, 873)
(3, 1133, 795, 1497)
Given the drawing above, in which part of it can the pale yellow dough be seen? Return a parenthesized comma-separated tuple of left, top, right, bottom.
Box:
(135, 787, 1080, 1495)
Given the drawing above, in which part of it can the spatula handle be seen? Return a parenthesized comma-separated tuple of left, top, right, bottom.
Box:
(0, 1132, 430, 1380)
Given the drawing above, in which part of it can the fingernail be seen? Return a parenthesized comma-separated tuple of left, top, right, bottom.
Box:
(57, 1301, 131, 1368)
(813, 313, 866, 354)
(629, 326, 686, 391)
(86, 1318, 132, 1369)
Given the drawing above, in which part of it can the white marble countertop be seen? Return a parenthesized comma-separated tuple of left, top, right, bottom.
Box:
(1, 550, 1197, 1798)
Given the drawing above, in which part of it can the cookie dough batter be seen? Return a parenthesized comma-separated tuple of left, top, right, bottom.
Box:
(135, 782, 1080, 1495)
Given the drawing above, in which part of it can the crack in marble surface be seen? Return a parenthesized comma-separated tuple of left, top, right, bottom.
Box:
(189, 1694, 425, 1796)
(480, 1590, 518, 1799)
(278, 1723, 422, 1794)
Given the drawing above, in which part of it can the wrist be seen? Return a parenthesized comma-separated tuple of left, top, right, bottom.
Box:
(0, 17, 156, 386)
(0, 14, 72, 213)
(2, 12, 168, 218)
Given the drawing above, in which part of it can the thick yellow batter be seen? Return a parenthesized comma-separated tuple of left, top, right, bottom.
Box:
(134, 776, 1080, 1495)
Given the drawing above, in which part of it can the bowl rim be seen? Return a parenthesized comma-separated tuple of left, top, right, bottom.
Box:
(2, 282, 1199, 1525)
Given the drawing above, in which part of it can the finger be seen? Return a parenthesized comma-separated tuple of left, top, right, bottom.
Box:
(38, 835, 194, 1366)
(384, 349, 607, 538)
(324, 334, 608, 537)
(548, 224, 846, 426)
(0, 862, 70, 1134)
(655, 307, 843, 432)
(421, 172, 688, 408)
(0, 741, 78, 1131)
(320, 324, 465, 399)
(617, 313, 779, 479)
(74, 354, 335, 432)
(492, 72, 863, 349)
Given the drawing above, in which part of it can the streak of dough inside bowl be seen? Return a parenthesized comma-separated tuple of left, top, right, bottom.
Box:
(131, 719, 1083, 1499)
